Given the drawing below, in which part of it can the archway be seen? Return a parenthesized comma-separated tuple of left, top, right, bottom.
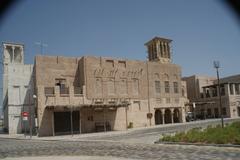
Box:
(173, 108, 180, 123)
(164, 109, 172, 124)
(214, 108, 219, 118)
(155, 110, 162, 125)
(238, 107, 240, 117)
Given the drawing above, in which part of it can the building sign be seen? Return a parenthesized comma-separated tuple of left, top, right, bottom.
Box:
(22, 112, 29, 121)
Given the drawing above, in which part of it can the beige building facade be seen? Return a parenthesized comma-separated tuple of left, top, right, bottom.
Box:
(183, 75, 240, 119)
(34, 37, 188, 136)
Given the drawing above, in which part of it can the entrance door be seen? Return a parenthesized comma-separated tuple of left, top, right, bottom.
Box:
(214, 108, 219, 118)
(72, 111, 80, 133)
(54, 111, 80, 135)
(155, 110, 162, 125)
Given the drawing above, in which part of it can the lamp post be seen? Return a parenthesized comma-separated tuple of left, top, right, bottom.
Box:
(33, 94, 37, 136)
(35, 42, 48, 55)
(213, 61, 224, 128)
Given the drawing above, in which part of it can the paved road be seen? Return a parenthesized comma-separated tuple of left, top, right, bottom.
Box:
(78, 118, 240, 144)
(1, 118, 240, 159)
(1, 138, 240, 160)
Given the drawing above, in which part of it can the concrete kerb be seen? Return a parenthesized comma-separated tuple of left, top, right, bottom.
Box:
(154, 141, 240, 148)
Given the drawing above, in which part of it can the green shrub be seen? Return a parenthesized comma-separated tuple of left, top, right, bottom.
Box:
(160, 121, 240, 144)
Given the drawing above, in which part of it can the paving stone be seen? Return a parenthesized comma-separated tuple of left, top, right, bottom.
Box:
(1, 138, 239, 160)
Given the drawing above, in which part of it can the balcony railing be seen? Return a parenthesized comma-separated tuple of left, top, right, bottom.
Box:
(74, 86, 83, 95)
(44, 87, 55, 96)
(60, 87, 69, 95)
(44, 86, 84, 97)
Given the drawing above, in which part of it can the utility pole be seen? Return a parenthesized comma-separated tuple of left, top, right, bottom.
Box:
(213, 61, 224, 128)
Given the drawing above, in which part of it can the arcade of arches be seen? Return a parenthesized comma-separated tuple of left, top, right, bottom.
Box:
(155, 108, 181, 125)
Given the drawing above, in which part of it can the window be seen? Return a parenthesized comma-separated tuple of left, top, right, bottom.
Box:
(235, 84, 240, 95)
(222, 108, 227, 116)
(206, 89, 210, 98)
(164, 81, 170, 93)
(207, 109, 211, 115)
(174, 98, 179, 104)
(107, 78, 115, 95)
(166, 98, 171, 103)
(230, 84, 234, 95)
(200, 93, 204, 98)
(119, 78, 127, 95)
(220, 85, 225, 96)
(106, 60, 114, 67)
(155, 81, 161, 94)
(95, 78, 102, 95)
(13, 86, 20, 105)
(173, 82, 178, 93)
(55, 78, 66, 86)
(118, 61, 126, 68)
(182, 88, 185, 97)
(156, 98, 161, 104)
(55, 78, 68, 95)
(212, 87, 217, 97)
(133, 101, 141, 110)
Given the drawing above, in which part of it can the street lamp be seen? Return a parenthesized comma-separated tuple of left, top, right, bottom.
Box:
(35, 42, 48, 55)
(213, 61, 224, 128)
(33, 94, 37, 136)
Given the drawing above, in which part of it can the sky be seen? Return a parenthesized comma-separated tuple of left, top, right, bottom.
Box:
(0, 0, 240, 110)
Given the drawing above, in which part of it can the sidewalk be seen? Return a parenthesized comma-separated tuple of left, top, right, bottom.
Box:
(1, 118, 240, 142)
(0, 121, 194, 141)
(0, 129, 131, 141)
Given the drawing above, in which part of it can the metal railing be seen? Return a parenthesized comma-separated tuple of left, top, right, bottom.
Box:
(44, 87, 55, 96)
(74, 86, 83, 95)
(60, 87, 69, 95)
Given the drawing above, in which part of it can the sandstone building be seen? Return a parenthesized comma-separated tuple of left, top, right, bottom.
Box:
(2, 42, 35, 134)
(183, 75, 240, 119)
(3, 37, 188, 136)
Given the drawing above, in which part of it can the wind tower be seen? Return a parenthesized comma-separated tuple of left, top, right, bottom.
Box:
(145, 37, 172, 63)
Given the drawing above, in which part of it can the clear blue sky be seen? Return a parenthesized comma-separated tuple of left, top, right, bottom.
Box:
(0, 0, 240, 90)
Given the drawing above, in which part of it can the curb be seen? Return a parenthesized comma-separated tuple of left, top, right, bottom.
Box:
(154, 141, 240, 148)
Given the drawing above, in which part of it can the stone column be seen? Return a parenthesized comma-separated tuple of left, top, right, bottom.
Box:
(204, 104, 206, 119)
(160, 42, 164, 57)
(52, 110, 55, 136)
(20, 47, 23, 64)
(225, 84, 230, 96)
(203, 88, 206, 98)
(161, 109, 165, 124)
(157, 41, 160, 56)
(232, 84, 236, 95)
(11, 46, 15, 62)
(170, 108, 174, 123)
(168, 43, 171, 58)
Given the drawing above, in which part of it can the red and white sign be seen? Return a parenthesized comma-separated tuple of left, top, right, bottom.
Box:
(22, 112, 29, 121)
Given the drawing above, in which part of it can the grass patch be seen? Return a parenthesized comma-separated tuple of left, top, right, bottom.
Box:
(161, 122, 240, 145)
